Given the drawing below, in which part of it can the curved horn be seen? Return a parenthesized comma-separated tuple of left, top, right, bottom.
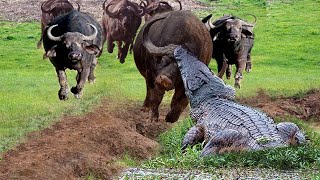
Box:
(102, 0, 108, 10)
(41, 1, 51, 13)
(143, 16, 178, 57)
(242, 14, 257, 27)
(83, 23, 98, 41)
(176, 0, 182, 10)
(139, 0, 148, 7)
(47, 24, 63, 41)
(208, 16, 215, 29)
(131, 2, 146, 17)
(105, 3, 121, 18)
(76, 2, 81, 11)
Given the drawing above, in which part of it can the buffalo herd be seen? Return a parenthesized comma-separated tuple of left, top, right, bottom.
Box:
(39, 0, 256, 122)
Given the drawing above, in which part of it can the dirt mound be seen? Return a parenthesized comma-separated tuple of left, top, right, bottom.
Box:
(239, 89, 320, 121)
(0, 100, 171, 179)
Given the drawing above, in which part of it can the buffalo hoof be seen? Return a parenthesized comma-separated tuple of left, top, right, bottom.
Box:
(246, 68, 252, 73)
(234, 83, 241, 89)
(71, 87, 82, 96)
(165, 112, 179, 123)
(74, 93, 82, 99)
(58, 89, 69, 100)
(119, 58, 125, 64)
(140, 106, 150, 112)
(88, 77, 96, 84)
(226, 76, 231, 80)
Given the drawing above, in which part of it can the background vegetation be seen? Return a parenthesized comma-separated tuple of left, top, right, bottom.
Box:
(0, 0, 319, 175)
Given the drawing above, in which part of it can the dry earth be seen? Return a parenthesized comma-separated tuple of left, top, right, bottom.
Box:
(0, 0, 320, 179)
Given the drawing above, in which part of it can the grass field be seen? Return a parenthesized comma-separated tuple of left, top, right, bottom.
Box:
(0, 0, 319, 174)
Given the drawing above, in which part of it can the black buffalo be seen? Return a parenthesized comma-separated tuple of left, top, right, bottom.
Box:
(203, 14, 256, 88)
(133, 11, 212, 123)
(43, 10, 103, 100)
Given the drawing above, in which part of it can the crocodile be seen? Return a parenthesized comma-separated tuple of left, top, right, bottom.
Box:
(173, 46, 306, 156)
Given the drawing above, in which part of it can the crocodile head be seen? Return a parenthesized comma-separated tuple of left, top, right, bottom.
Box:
(173, 46, 236, 108)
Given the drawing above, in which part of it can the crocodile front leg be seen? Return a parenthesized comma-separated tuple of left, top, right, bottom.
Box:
(181, 125, 205, 152)
(200, 129, 248, 156)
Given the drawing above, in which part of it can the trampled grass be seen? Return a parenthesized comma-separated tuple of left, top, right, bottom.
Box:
(0, 0, 319, 174)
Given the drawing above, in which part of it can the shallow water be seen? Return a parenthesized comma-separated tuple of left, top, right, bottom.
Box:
(118, 168, 318, 179)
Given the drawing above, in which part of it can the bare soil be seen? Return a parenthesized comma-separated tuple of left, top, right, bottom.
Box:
(0, 0, 320, 179)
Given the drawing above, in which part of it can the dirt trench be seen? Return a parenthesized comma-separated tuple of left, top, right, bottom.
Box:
(0, 100, 173, 179)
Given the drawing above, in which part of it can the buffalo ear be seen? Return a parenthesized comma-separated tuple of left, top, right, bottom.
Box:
(242, 26, 254, 38)
(44, 45, 57, 59)
(84, 44, 101, 56)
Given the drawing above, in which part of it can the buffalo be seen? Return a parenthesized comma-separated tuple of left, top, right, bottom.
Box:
(37, 0, 80, 48)
(102, 0, 145, 63)
(133, 10, 212, 123)
(203, 14, 256, 88)
(140, 0, 182, 21)
(43, 10, 103, 100)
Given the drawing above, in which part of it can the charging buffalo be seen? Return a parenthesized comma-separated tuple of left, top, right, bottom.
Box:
(102, 0, 145, 63)
(133, 10, 212, 123)
(37, 0, 80, 48)
(43, 10, 103, 100)
(203, 14, 256, 88)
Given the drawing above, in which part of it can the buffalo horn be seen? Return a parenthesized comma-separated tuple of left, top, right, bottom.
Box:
(131, 2, 145, 17)
(47, 24, 63, 41)
(207, 16, 215, 29)
(41, 1, 51, 13)
(143, 16, 178, 57)
(76, 2, 81, 11)
(105, 3, 121, 18)
(83, 23, 98, 41)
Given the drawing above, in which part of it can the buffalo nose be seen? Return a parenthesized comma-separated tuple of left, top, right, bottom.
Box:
(68, 52, 82, 60)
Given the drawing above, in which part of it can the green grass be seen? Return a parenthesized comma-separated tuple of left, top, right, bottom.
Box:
(0, 0, 320, 175)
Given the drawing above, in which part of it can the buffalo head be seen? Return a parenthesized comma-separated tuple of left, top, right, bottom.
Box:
(205, 14, 256, 42)
(140, 0, 182, 21)
(103, 0, 145, 21)
(45, 23, 101, 60)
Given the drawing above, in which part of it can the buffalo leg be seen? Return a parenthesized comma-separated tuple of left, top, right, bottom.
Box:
(88, 57, 97, 83)
(117, 41, 123, 62)
(149, 87, 165, 122)
(119, 41, 131, 64)
(165, 85, 188, 123)
(142, 83, 152, 111)
(245, 52, 252, 72)
(56, 68, 69, 100)
(37, 23, 45, 49)
(107, 36, 115, 53)
(71, 68, 90, 99)
(234, 59, 246, 89)
(226, 64, 232, 79)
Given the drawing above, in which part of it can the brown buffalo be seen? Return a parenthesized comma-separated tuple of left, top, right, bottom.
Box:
(102, 0, 145, 63)
(203, 14, 256, 88)
(140, 0, 182, 21)
(133, 10, 212, 123)
(37, 0, 80, 49)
